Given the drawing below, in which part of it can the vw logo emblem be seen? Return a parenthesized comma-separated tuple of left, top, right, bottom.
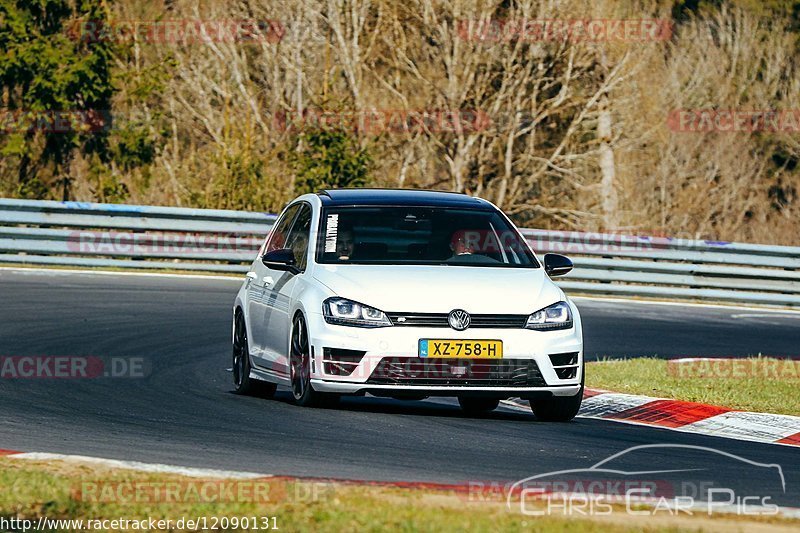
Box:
(448, 309, 471, 331)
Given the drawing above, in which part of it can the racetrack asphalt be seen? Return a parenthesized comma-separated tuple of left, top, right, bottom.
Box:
(0, 269, 798, 506)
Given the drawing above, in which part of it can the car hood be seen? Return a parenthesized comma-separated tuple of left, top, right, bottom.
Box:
(312, 264, 563, 314)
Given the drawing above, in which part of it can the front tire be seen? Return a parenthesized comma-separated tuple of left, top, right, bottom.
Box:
(529, 366, 584, 421)
(232, 311, 277, 397)
(458, 397, 500, 414)
(290, 314, 339, 408)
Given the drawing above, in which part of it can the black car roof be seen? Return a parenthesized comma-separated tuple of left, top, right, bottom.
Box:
(318, 188, 491, 209)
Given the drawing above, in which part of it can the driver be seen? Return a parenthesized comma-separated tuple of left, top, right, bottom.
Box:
(449, 230, 476, 258)
(336, 229, 355, 260)
(448, 229, 497, 264)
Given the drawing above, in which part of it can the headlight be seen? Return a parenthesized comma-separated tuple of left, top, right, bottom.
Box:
(525, 301, 573, 331)
(323, 298, 392, 328)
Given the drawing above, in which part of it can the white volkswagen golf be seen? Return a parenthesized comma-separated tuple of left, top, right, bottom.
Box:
(232, 189, 584, 421)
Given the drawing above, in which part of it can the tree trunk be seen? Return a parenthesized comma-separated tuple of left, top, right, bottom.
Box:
(598, 97, 618, 230)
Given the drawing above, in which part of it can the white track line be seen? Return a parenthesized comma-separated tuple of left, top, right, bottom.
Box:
(10, 452, 268, 479)
(0, 266, 241, 281)
(730, 313, 800, 319)
(573, 295, 800, 314)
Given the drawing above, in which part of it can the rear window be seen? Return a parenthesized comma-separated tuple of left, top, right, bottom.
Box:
(316, 206, 539, 268)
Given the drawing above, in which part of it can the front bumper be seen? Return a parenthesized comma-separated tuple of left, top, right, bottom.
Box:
(310, 380, 582, 397)
(305, 310, 583, 397)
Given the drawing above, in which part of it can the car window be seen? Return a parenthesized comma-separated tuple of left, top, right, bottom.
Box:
(284, 203, 312, 271)
(317, 206, 539, 268)
(263, 204, 301, 255)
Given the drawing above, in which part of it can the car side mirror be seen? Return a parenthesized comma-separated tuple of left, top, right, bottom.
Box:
(262, 248, 300, 274)
(544, 253, 573, 277)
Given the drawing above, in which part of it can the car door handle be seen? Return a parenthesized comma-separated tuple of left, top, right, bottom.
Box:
(262, 276, 274, 287)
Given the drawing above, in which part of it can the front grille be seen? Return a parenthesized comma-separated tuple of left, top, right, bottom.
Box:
(367, 358, 547, 387)
(386, 313, 528, 329)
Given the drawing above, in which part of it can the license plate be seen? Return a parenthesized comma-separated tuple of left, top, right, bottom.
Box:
(419, 339, 503, 359)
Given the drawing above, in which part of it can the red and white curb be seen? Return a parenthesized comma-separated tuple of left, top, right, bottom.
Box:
(506, 389, 800, 447)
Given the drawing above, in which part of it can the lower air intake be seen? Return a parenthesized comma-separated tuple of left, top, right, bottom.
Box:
(549, 352, 580, 379)
(323, 348, 366, 376)
(367, 358, 547, 387)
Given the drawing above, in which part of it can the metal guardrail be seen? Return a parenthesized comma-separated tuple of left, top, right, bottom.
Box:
(1, 198, 798, 307)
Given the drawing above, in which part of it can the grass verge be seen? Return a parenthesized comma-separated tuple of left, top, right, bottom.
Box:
(586, 357, 800, 415)
(1, 457, 799, 532)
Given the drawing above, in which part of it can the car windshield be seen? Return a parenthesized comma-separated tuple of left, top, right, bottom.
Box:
(317, 206, 539, 268)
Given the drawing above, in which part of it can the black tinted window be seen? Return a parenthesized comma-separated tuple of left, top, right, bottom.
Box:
(285, 204, 312, 270)
(264, 204, 300, 255)
(317, 206, 538, 268)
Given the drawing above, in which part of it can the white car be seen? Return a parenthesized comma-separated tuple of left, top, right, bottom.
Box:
(232, 189, 584, 421)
